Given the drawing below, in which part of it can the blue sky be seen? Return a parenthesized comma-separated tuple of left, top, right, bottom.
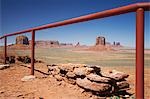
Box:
(0, 0, 150, 48)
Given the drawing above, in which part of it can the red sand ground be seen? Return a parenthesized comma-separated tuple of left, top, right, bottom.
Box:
(0, 63, 150, 99)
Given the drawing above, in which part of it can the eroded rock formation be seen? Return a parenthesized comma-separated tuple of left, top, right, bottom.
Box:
(47, 63, 131, 97)
(16, 35, 29, 45)
(34, 40, 59, 48)
(95, 36, 106, 46)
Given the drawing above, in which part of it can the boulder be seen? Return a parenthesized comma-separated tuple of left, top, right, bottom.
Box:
(47, 65, 60, 75)
(116, 81, 129, 89)
(16, 35, 29, 45)
(24, 56, 31, 63)
(107, 70, 129, 81)
(58, 64, 74, 72)
(16, 56, 31, 63)
(6, 56, 15, 64)
(76, 78, 111, 93)
(45, 63, 131, 97)
(86, 74, 112, 83)
(85, 65, 101, 75)
(0, 64, 10, 70)
(66, 72, 76, 79)
(16, 56, 23, 62)
(73, 67, 94, 76)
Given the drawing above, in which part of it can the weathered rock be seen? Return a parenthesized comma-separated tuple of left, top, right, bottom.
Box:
(6, 56, 15, 64)
(64, 78, 76, 85)
(47, 65, 60, 75)
(58, 64, 74, 72)
(0, 64, 10, 70)
(76, 78, 111, 93)
(107, 70, 129, 81)
(61, 63, 86, 68)
(66, 72, 76, 78)
(86, 65, 101, 75)
(95, 36, 106, 46)
(87, 74, 112, 83)
(16, 56, 23, 62)
(124, 95, 130, 98)
(45, 63, 130, 97)
(34, 40, 59, 47)
(73, 64, 86, 68)
(116, 81, 129, 89)
(24, 56, 31, 63)
(16, 35, 29, 45)
(73, 67, 94, 76)
(54, 75, 63, 81)
(21, 75, 36, 81)
(16, 56, 31, 63)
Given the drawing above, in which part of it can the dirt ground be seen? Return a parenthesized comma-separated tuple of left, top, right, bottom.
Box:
(0, 63, 150, 99)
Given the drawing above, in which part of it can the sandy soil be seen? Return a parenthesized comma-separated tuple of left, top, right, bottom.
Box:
(0, 63, 150, 99)
(0, 63, 91, 99)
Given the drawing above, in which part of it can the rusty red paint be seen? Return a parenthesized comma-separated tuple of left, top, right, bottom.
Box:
(136, 8, 144, 99)
(31, 30, 35, 75)
(4, 36, 7, 64)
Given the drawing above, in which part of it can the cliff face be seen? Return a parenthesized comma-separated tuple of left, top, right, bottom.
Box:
(15, 35, 61, 48)
(95, 36, 106, 46)
(16, 35, 29, 45)
(34, 40, 60, 48)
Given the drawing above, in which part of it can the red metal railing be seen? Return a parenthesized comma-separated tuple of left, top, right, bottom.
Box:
(0, 2, 150, 99)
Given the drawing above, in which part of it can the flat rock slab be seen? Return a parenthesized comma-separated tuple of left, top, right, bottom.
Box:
(0, 64, 10, 70)
(21, 75, 36, 81)
(106, 70, 129, 81)
(66, 72, 76, 78)
(76, 78, 111, 92)
(48, 66, 60, 75)
(58, 64, 75, 72)
(87, 74, 111, 83)
(73, 67, 94, 76)
(116, 81, 129, 89)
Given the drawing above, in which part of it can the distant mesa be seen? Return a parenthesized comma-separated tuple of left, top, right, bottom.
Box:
(60, 43, 73, 46)
(14, 35, 73, 48)
(9, 35, 122, 51)
(16, 35, 29, 45)
(95, 36, 105, 46)
(87, 36, 122, 51)
(113, 41, 121, 46)
(33, 40, 60, 48)
(95, 36, 121, 47)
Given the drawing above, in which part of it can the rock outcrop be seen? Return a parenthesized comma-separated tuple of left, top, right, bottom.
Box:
(16, 35, 29, 45)
(0, 64, 10, 70)
(47, 63, 131, 97)
(33, 40, 59, 48)
(95, 36, 106, 46)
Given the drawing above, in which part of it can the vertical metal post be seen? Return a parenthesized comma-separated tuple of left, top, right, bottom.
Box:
(31, 30, 35, 75)
(136, 8, 144, 99)
(4, 36, 7, 64)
